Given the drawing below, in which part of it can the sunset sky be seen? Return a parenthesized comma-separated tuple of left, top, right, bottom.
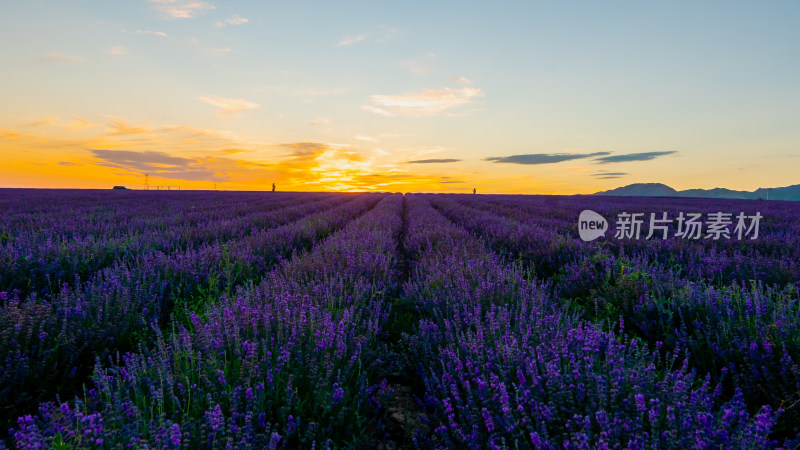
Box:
(1, 1, 798, 193)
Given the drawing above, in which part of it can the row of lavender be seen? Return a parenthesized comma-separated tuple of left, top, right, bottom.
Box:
(424, 193, 800, 443)
(0, 190, 342, 300)
(432, 194, 800, 286)
(400, 194, 782, 448)
(8, 193, 404, 447)
(1, 191, 388, 441)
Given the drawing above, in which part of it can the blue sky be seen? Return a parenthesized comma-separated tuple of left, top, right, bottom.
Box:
(1, 1, 798, 192)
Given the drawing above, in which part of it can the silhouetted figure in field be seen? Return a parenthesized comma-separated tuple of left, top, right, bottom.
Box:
(473, 188, 476, 194)
(272, 183, 276, 192)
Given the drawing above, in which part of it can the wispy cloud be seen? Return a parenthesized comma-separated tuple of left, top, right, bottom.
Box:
(28, 117, 60, 126)
(364, 87, 482, 117)
(109, 46, 128, 55)
(148, 0, 215, 19)
(486, 152, 610, 165)
(592, 171, 627, 177)
(406, 146, 447, 160)
(280, 141, 334, 160)
(592, 171, 628, 179)
(593, 151, 678, 164)
(27, 116, 99, 130)
(157, 124, 236, 137)
(336, 26, 398, 47)
(488, 151, 677, 166)
(401, 53, 435, 75)
(361, 105, 395, 117)
(0, 128, 21, 139)
(197, 96, 261, 117)
(40, 52, 85, 63)
(215, 14, 248, 28)
(277, 142, 365, 165)
(336, 34, 365, 47)
(453, 76, 472, 84)
(106, 116, 153, 135)
(90, 149, 226, 181)
(134, 30, 168, 36)
(58, 161, 80, 166)
(406, 158, 462, 164)
(218, 148, 250, 155)
(91, 149, 193, 170)
(355, 135, 379, 143)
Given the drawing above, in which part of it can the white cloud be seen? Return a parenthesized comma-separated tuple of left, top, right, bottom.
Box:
(453, 76, 472, 84)
(364, 87, 482, 117)
(109, 46, 128, 55)
(444, 112, 471, 117)
(135, 30, 168, 36)
(336, 34, 365, 47)
(197, 96, 261, 117)
(361, 105, 396, 117)
(148, 0, 215, 19)
(407, 146, 448, 160)
(215, 14, 248, 28)
(40, 52, 85, 63)
(336, 26, 398, 47)
(355, 135, 379, 143)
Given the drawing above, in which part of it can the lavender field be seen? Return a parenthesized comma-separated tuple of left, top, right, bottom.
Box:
(2, 189, 800, 448)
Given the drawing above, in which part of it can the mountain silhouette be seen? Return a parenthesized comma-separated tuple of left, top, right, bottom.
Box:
(594, 183, 800, 201)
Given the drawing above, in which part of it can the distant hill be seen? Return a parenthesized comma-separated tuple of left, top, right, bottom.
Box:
(594, 183, 800, 201)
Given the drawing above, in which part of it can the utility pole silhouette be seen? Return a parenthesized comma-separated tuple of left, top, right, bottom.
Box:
(144, 173, 149, 191)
